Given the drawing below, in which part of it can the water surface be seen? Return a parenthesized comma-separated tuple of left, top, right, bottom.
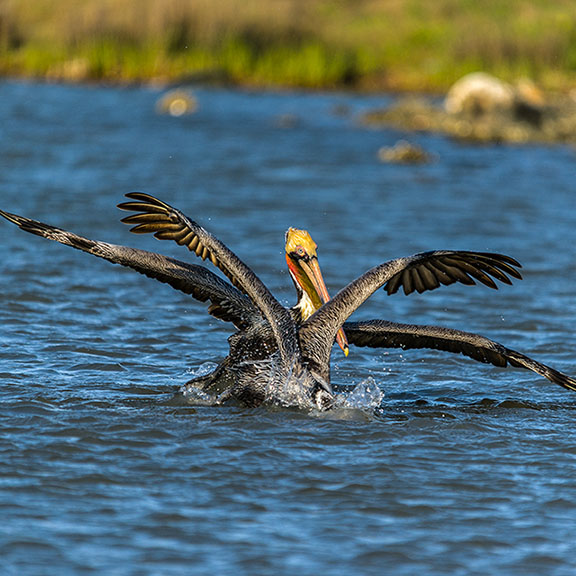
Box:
(1, 81, 576, 575)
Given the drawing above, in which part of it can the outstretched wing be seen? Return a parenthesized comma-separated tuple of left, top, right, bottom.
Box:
(299, 250, 523, 381)
(119, 193, 246, 290)
(383, 251, 521, 295)
(118, 193, 297, 361)
(0, 209, 259, 329)
(344, 319, 576, 392)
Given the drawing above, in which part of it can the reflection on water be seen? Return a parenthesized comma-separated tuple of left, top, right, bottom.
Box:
(1, 81, 576, 575)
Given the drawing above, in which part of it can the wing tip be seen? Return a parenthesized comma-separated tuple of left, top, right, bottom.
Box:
(0, 208, 20, 226)
(385, 250, 523, 297)
(118, 192, 170, 212)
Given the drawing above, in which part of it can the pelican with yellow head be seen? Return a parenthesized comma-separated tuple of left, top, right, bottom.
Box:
(285, 227, 349, 356)
(2, 192, 576, 411)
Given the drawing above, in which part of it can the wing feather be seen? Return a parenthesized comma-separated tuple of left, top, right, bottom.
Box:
(119, 192, 243, 288)
(344, 319, 576, 392)
(0, 209, 259, 329)
(384, 251, 522, 295)
(418, 263, 441, 291)
(118, 193, 297, 362)
(300, 250, 523, 380)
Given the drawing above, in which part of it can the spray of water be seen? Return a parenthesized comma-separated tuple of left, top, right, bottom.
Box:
(182, 358, 385, 414)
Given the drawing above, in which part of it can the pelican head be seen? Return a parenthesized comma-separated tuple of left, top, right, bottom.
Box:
(285, 227, 349, 356)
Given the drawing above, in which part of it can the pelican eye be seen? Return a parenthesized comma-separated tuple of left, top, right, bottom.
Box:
(290, 247, 309, 263)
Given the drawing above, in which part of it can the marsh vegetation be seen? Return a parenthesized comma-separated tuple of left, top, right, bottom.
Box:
(1, 0, 576, 90)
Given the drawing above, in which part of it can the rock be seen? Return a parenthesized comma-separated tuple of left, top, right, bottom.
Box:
(444, 72, 515, 115)
(156, 89, 198, 117)
(445, 72, 546, 126)
(360, 74, 576, 145)
(378, 140, 432, 164)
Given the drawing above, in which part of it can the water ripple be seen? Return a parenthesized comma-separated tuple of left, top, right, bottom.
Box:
(1, 82, 576, 575)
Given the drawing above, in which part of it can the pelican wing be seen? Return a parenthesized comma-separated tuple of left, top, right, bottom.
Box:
(299, 250, 522, 379)
(119, 193, 245, 290)
(344, 319, 576, 392)
(383, 251, 521, 295)
(118, 193, 297, 361)
(0, 209, 259, 329)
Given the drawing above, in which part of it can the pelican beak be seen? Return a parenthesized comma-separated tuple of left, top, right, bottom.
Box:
(335, 329, 349, 357)
(285, 228, 349, 357)
(297, 257, 349, 356)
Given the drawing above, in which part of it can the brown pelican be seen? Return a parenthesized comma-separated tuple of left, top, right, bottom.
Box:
(1, 193, 575, 410)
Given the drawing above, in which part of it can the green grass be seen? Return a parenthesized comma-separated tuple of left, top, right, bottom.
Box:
(1, 0, 576, 91)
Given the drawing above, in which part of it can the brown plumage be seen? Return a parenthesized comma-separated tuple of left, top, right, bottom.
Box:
(1, 192, 575, 410)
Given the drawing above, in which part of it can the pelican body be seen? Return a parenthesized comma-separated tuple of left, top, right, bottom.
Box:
(1, 193, 575, 410)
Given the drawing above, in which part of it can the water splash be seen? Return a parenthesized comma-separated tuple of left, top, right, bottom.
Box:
(180, 385, 217, 406)
(182, 359, 385, 413)
(333, 377, 385, 410)
(185, 362, 220, 379)
(181, 362, 221, 405)
(253, 356, 320, 410)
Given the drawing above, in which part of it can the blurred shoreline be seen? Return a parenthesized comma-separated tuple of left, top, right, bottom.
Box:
(1, 1, 576, 93)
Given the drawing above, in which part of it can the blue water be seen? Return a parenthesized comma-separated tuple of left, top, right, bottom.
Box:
(1, 80, 576, 575)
